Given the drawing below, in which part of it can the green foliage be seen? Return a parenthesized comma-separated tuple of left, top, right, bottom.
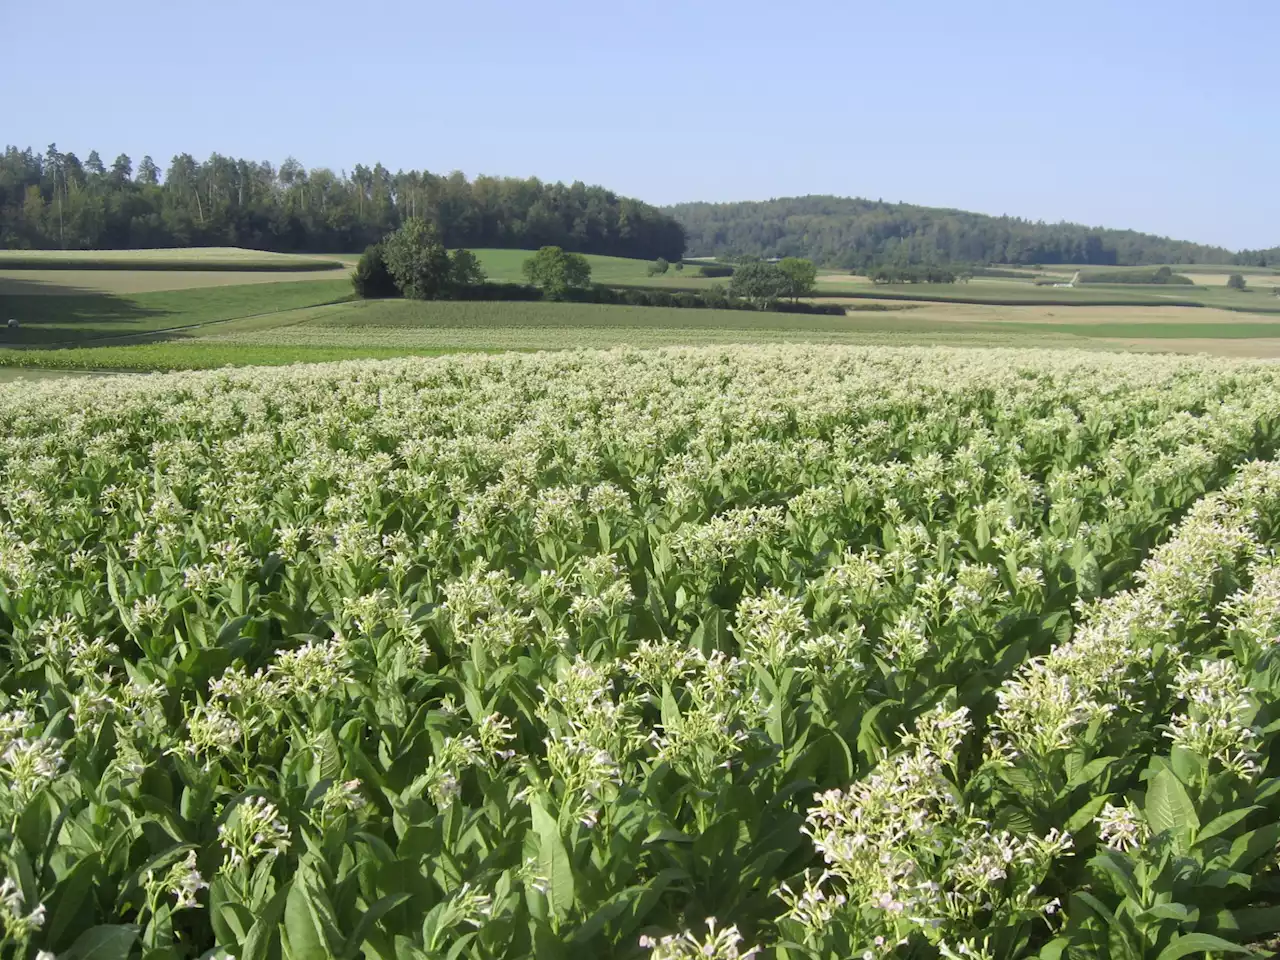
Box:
(350, 244, 399, 299)
(449, 248, 488, 290)
(777, 257, 818, 300)
(646, 257, 670, 277)
(1229, 273, 1248, 290)
(669, 194, 1244, 269)
(1077, 266, 1195, 285)
(382, 218, 453, 299)
(696, 264, 734, 278)
(0, 144, 686, 260)
(521, 246, 592, 298)
(871, 263, 958, 283)
(727, 260, 789, 306)
(6, 347, 1280, 959)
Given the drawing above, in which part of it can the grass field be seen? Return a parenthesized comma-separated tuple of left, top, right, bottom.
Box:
(6, 247, 1280, 372)
(12, 298, 1280, 372)
(812, 275, 1280, 312)
(472, 248, 725, 288)
(0, 279, 352, 344)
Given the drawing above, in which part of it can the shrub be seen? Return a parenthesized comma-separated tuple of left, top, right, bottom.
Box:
(350, 243, 399, 299)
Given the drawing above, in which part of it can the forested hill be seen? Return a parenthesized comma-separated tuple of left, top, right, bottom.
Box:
(666, 195, 1271, 269)
(0, 145, 686, 260)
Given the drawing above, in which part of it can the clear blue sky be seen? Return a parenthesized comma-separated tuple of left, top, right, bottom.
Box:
(3, 0, 1276, 250)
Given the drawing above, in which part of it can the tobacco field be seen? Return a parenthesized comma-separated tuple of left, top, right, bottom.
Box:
(2, 346, 1280, 960)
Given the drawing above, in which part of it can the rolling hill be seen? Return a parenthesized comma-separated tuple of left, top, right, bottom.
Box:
(666, 195, 1277, 270)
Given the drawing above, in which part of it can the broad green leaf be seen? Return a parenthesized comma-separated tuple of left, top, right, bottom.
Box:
(44, 851, 100, 950)
(1228, 823, 1280, 870)
(530, 796, 576, 921)
(1155, 933, 1257, 960)
(63, 925, 140, 960)
(241, 880, 294, 960)
(1090, 851, 1141, 904)
(284, 870, 333, 960)
(1146, 767, 1198, 850)
(340, 893, 411, 960)
(1197, 806, 1259, 846)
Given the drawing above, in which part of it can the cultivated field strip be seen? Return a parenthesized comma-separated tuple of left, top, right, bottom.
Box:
(2, 347, 1280, 959)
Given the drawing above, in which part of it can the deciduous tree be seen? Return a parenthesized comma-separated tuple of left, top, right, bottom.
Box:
(523, 246, 592, 298)
(777, 257, 817, 300)
(728, 261, 788, 307)
(382, 217, 453, 299)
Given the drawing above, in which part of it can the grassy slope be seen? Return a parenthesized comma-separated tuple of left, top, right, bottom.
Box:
(0, 279, 353, 345)
(473, 249, 723, 289)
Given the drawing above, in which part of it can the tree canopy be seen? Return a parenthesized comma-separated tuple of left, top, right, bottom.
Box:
(776, 257, 817, 300)
(365, 219, 491, 299)
(667, 195, 1267, 269)
(0, 144, 686, 260)
(728, 261, 788, 306)
(522, 246, 592, 298)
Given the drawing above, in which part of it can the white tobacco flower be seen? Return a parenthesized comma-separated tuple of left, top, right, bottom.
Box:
(423, 735, 483, 807)
(0, 876, 45, 938)
(270, 634, 354, 698)
(146, 850, 208, 910)
(775, 870, 848, 933)
(0, 737, 65, 804)
(478, 713, 517, 762)
(1095, 801, 1151, 852)
(734, 588, 808, 668)
(184, 703, 243, 762)
(1165, 658, 1261, 777)
(218, 796, 291, 871)
(639, 917, 761, 960)
(320, 779, 367, 821)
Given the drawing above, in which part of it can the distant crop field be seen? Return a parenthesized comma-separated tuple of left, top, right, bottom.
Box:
(0, 247, 343, 270)
(0, 267, 351, 296)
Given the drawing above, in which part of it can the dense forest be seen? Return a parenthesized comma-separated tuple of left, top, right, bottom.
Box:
(0, 145, 686, 260)
(667, 195, 1276, 269)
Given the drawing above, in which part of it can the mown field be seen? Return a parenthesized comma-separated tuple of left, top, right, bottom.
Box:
(813, 275, 1280, 313)
(0, 247, 345, 271)
(4, 346, 1280, 960)
(10, 298, 1280, 373)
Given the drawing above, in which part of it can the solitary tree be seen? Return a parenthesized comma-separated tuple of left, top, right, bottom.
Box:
(382, 217, 453, 299)
(647, 257, 670, 277)
(523, 246, 592, 298)
(1228, 273, 1248, 291)
(729, 261, 788, 307)
(776, 257, 818, 300)
(449, 248, 487, 289)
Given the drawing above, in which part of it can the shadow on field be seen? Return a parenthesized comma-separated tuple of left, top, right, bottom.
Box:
(0, 277, 167, 346)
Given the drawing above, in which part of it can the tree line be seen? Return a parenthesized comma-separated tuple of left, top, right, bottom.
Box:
(0, 144, 686, 261)
(667, 195, 1275, 270)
